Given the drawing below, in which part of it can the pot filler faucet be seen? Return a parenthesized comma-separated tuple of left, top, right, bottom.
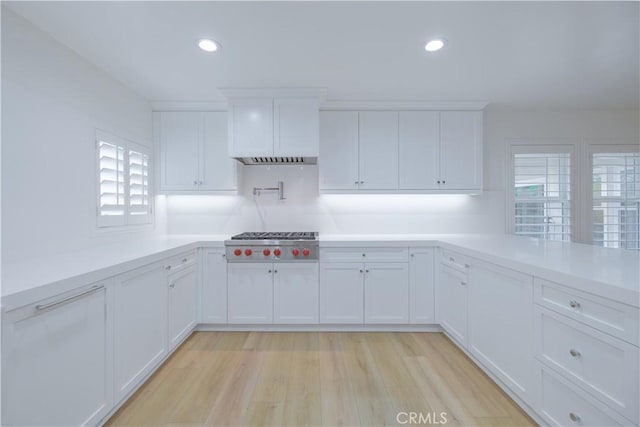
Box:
(253, 180, 285, 200)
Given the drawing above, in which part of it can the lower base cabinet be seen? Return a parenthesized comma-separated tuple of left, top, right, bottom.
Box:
(168, 264, 197, 349)
(201, 248, 228, 323)
(1, 283, 112, 426)
(113, 262, 168, 401)
(274, 263, 319, 324)
(320, 262, 364, 323)
(409, 248, 435, 324)
(364, 263, 409, 323)
(228, 263, 274, 324)
(437, 263, 468, 346)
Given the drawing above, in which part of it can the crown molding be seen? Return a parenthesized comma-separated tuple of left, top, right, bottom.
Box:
(150, 101, 228, 111)
(217, 87, 328, 100)
(320, 100, 489, 111)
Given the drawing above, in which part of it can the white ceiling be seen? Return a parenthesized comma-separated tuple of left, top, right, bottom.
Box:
(5, 1, 639, 110)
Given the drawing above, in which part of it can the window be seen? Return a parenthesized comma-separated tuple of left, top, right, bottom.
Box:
(97, 130, 151, 227)
(512, 150, 572, 241)
(592, 152, 640, 249)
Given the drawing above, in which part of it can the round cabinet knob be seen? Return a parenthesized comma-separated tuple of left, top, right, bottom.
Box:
(273, 248, 281, 257)
(244, 249, 253, 256)
(263, 249, 271, 256)
(292, 248, 300, 257)
(302, 248, 310, 257)
(233, 249, 242, 257)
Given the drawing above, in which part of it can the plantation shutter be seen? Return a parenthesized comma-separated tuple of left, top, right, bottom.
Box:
(513, 152, 572, 241)
(98, 135, 126, 227)
(128, 146, 151, 224)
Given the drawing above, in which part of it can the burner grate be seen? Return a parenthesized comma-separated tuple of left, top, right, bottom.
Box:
(231, 232, 316, 240)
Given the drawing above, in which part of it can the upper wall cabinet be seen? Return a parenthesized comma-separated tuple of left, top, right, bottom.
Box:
(319, 108, 484, 194)
(156, 111, 237, 193)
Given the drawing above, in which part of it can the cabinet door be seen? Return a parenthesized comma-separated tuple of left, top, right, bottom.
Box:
(202, 112, 237, 191)
(168, 265, 197, 349)
(274, 98, 319, 157)
(2, 284, 111, 426)
(158, 112, 201, 190)
(468, 261, 534, 402)
(439, 111, 483, 190)
(364, 263, 409, 324)
(228, 263, 273, 324)
(274, 263, 319, 324)
(228, 98, 273, 157)
(359, 111, 399, 189)
(114, 262, 168, 401)
(399, 111, 440, 189)
(320, 262, 364, 324)
(409, 248, 435, 324)
(437, 264, 468, 346)
(201, 249, 228, 323)
(319, 111, 359, 190)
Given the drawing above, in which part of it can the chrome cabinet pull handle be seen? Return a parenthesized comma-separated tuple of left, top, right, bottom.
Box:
(169, 283, 175, 288)
(449, 257, 455, 262)
(165, 265, 172, 271)
(569, 300, 580, 309)
(460, 281, 467, 286)
(360, 269, 364, 273)
(464, 263, 471, 268)
(35, 285, 104, 311)
(268, 269, 272, 274)
(569, 412, 580, 423)
(365, 269, 370, 273)
(569, 348, 581, 358)
(182, 258, 188, 263)
(274, 270, 278, 274)
(193, 180, 198, 185)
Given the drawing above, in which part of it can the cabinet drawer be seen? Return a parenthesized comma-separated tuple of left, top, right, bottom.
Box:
(534, 278, 639, 345)
(538, 364, 633, 427)
(440, 249, 472, 273)
(167, 251, 197, 272)
(534, 306, 639, 424)
(320, 247, 408, 263)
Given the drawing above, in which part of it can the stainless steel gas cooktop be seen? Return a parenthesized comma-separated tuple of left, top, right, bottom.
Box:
(225, 232, 319, 262)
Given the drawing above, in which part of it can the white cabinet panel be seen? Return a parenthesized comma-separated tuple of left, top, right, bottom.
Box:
(228, 263, 273, 324)
(274, 98, 319, 157)
(228, 98, 274, 156)
(2, 284, 111, 427)
(201, 249, 228, 323)
(320, 262, 364, 324)
(399, 111, 440, 189)
(114, 262, 167, 401)
(409, 248, 435, 324)
(437, 264, 468, 346)
(364, 263, 409, 324)
(159, 112, 201, 190)
(319, 111, 359, 190)
(468, 260, 534, 402)
(168, 265, 197, 349)
(320, 247, 409, 263)
(359, 111, 399, 190)
(274, 263, 319, 324)
(439, 111, 482, 190)
(202, 112, 237, 191)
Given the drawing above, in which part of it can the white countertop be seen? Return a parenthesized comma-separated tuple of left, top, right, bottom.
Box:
(2, 233, 638, 311)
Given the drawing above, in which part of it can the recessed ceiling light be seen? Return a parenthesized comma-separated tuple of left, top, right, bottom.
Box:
(425, 39, 446, 52)
(198, 39, 219, 52)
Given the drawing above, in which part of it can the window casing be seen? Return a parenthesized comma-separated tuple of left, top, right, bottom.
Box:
(96, 130, 151, 228)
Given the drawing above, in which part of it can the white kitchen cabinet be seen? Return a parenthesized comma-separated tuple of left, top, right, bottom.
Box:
(468, 260, 534, 402)
(364, 263, 409, 324)
(157, 111, 237, 192)
(437, 263, 468, 346)
(439, 111, 483, 190)
(1, 283, 112, 427)
(227, 263, 274, 324)
(320, 262, 364, 324)
(399, 112, 440, 189)
(227, 98, 274, 157)
(168, 264, 197, 349)
(201, 248, 228, 323)
(113, 261, 168, 401)
(319, 111, 359, 190)
(274, 98, 319, 157)
(358, 111, 399, 190)
(273, 262, 319, 324)
(409, 248, 435, 324)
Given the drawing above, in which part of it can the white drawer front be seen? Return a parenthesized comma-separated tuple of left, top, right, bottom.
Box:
(535, 306, 639, 424)
(168, 250, 197, 271)
(534, 278, 639, 346)
(440, 249, 472, 272)
(320, 247, 408, 263)
(538, 365, 633, 427)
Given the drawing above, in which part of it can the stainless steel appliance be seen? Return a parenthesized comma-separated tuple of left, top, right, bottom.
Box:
(225, 232, 319, 262)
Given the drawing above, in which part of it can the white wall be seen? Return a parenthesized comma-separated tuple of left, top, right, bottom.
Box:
(1, 9, 154, 262)
(164, 109, 638, 236)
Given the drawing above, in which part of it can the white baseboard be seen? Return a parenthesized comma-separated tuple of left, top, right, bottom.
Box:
(196, 323, 443, 332)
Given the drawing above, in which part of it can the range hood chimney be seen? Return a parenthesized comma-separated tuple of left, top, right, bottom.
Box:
(219, 87, 326, 165)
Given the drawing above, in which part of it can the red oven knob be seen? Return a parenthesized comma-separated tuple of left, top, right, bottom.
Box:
(291, 248, 300, 257)
(302, 248, 310, 257)
(244, 249, 252, 256)
(273, 248, 281, 257)
(234, 249, 242, 257)
(263, 249, 271, 256)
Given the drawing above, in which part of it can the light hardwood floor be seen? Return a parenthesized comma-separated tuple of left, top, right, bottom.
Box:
(106, 332, 536, 427)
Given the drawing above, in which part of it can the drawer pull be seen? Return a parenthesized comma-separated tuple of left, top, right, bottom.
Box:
(460, 281, 467, 286)
(182, 258, 188, 263)
(35, 285, 104, 311)
(268, 269, 272, 274)
(362, 253, 366, 257)
(464, 263, 471, 268)
(569, 348, 581, 358)
(360, 269, 364, 273)
(569, 300, 581, 309)
(165, 265, 172, 271)
(449, 257, 455, 262)
(568, 412, 580, 423)
(365, 269, 370, 273)
(169, 283, 175, 289)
